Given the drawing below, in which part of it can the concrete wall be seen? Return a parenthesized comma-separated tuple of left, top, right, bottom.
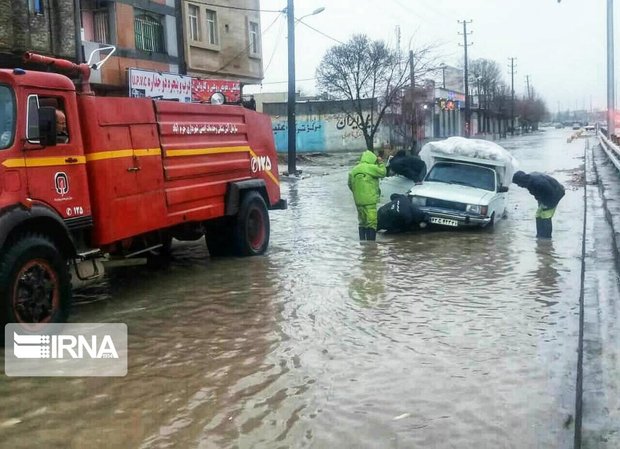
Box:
(0, 0, 76, 62)
(264, 99, 387, 153)
(184, 0, 263, 83)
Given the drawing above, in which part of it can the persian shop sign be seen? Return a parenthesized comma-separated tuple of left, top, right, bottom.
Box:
(192, 79, 241, 104)
(129, 69, 192, 102)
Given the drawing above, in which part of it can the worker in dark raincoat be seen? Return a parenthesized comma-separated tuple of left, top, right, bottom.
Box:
(377, 193, 427, 233)
(387, 150, 427, 182)
(348, 150, 387, 241)
(512, 170, 565, 238)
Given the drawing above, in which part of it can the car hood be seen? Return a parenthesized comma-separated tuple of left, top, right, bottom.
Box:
(409, 181, 495, 205)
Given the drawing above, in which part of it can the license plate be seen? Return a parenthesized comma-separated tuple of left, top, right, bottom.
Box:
(429, 217, 459, 227)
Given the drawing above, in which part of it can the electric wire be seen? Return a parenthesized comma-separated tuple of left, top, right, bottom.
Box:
(182, 1, 284, 13)
(297, 20, 344, 44)
(214, 12, 284, 74)
(263, 15, 286, 75)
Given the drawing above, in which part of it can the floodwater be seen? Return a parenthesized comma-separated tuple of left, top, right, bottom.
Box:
(0, 130, 591, 448)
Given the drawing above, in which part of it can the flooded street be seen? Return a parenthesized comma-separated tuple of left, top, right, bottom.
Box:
(0, 130, 595, 448)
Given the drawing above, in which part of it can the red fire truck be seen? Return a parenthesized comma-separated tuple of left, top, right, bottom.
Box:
(0, 51, 286, 326)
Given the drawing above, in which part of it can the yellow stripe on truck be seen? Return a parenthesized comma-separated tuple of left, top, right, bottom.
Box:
(165, 146, 252, 157)
(2, 156, 86, 168)
(85, 148, 161, 161)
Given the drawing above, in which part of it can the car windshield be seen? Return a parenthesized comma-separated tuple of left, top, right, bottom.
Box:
(426, 162, 496, 191)
(0, 85, 15, 150)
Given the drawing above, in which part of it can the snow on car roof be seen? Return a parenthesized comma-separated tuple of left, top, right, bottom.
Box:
(421, 137, 518, 167)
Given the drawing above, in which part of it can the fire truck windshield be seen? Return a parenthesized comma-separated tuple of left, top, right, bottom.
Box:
(0, 85, 15, 149)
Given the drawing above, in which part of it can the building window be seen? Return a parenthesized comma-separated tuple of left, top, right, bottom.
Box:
(93, 9, 110, 44)
(135, 12, 165, 53)
(29, 0, 44, 15)
(188, 5, 200, 41)
(249, 21, 260, 56)
(206, 10, 218, 45)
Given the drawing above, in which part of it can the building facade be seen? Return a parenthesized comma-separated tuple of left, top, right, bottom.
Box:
(0, 0, 78, 67)
(182, 0, 263, 84)
(80, 0, 182, 94)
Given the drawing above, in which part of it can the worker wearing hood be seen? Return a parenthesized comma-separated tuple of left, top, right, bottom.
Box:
(348, 150, 387, 241)
(512, 170, 565, 238)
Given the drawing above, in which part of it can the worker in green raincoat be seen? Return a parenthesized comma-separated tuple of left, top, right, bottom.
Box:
(348, 150, 387, 241)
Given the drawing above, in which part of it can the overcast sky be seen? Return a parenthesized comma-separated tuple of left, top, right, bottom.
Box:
(246, 0, 611, 113)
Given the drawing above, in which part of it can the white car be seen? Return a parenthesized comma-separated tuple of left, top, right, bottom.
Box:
(408, 160, 509, 228)
(380, 137, 517, 229)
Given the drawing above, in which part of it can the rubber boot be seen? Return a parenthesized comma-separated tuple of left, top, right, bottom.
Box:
(358, 227, 366, 241)
(536, 218, 543, 238)
(366, 228, 377, 241)
(539, 218, 552, 239)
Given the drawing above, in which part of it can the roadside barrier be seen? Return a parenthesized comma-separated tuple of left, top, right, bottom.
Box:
(597, 130, 620, 172)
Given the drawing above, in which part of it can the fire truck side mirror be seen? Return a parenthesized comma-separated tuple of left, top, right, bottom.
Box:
(38, 106, 57, 147)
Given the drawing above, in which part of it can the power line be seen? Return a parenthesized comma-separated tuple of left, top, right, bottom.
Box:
(260, 77, 317, 85)
(215, 13, 283, 74)
(184, 0, 284, 13)
(263, 16, 286, 74)
(297, 19, 344, 44)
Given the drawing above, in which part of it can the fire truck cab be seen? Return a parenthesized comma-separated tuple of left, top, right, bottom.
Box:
(0, 53, 285, 326)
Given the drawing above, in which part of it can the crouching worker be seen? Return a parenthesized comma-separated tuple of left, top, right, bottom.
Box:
(378, 194, 427, 233)
(512, 170, 565, 239)
(348, 150, 387, 241)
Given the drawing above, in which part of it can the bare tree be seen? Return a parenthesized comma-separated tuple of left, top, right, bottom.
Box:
(316, 34, 411, 151)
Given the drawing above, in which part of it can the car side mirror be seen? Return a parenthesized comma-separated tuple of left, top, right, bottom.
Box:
(498, 186, 509, 193)
(38, 106, 57, 147)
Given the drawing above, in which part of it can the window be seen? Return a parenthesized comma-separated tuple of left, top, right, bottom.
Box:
(93, 9, 110, 44)
(188, 4, 200, 41)
(249, 21, 260, 56)
(135, 12, 165, 53)
(426, 163, 496, 191)
(29, 0, 44, 15)
(206, 10, 218, 45)
(27, 96, 70, 144)
(0, 86, 16, 149)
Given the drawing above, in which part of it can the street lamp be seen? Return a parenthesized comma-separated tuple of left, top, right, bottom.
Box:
(286, 2, 325, 176)
(557, 0, 613, 135)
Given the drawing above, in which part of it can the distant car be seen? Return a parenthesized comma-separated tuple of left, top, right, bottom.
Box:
(554, 123, 564, 129)
(572, 123, 581, 130)
(582, 125, 596, 137)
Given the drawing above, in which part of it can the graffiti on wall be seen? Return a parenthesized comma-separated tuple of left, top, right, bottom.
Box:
(270, 112, 375, 152)
(272, 120, 326, 153)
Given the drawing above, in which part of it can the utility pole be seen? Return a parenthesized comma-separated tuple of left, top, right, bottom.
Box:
(73, 0, 82, 63)
(286, 0, 297, 175)
(458, 20, 473, 137)
(607, 0, 615, 136)
(410, 50, 416, 153)
(525, 75, 531, 99)
(509, 57, 517, 136)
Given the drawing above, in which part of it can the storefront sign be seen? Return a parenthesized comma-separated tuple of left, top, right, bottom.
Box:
(128, 69, 192, 103)
(192, 79, 241, 104)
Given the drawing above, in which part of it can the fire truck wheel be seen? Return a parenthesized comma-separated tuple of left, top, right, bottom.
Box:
(0, 234, 71, 326)
(234, 192, 270, 256)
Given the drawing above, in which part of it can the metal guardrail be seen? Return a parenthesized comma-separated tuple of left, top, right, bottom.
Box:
(598, 130, 620, 171)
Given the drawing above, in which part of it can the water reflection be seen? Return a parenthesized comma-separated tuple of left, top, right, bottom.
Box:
(532, 239, 561, 304)
(348, 245, 388, 306)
